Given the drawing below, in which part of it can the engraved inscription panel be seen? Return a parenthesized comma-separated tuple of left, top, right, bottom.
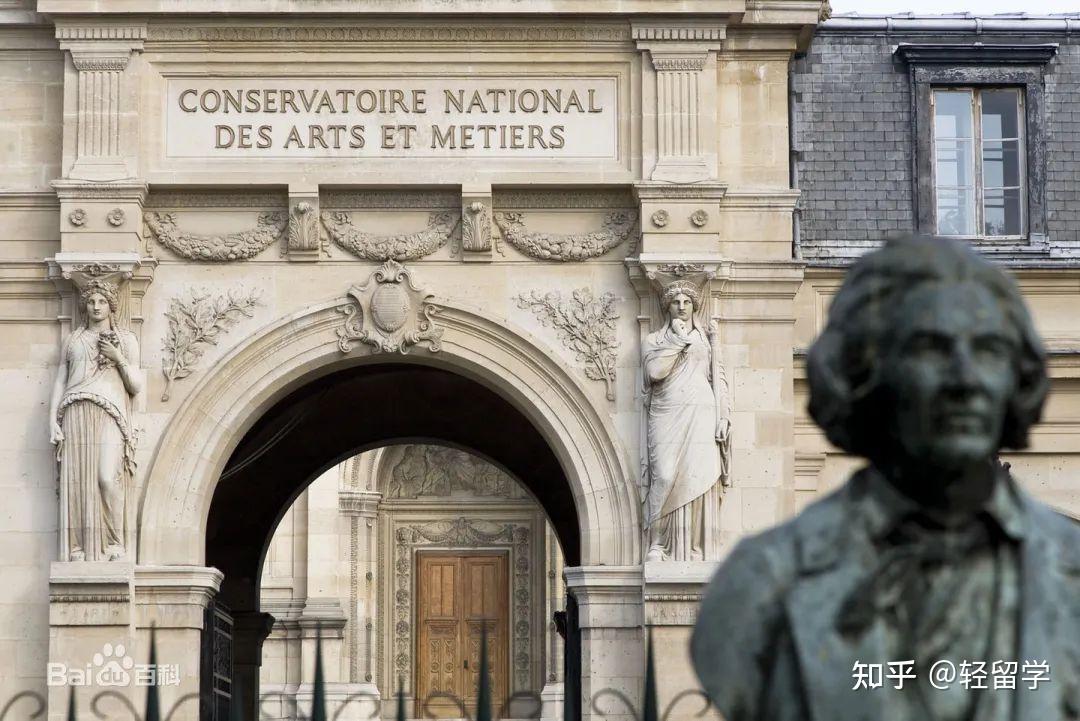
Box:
(165, 77, 618, 160)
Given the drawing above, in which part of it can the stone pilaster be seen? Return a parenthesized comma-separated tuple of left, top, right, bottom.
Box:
(55, 23, 145, 182)
(48, 562, 135, 721)
(233, 611, 276, 721)
(642, 562, 717, 721)
(563, 566, 642, 721)
(633, 21, 725, 183)
(338, 490, 380, 686)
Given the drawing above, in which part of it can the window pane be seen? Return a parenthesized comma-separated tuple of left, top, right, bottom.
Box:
(934, 90, 974, 138)
(937, 187, 977, 236)
(984, 188, 1023, 236)
(982, 139, 1022, 189)
(936, 138, 975, 187)
(981, 89, 1021, 140)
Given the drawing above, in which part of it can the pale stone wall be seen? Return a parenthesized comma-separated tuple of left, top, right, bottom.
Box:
(0, 25, 65, 704)
(793, 268, 1080, 520)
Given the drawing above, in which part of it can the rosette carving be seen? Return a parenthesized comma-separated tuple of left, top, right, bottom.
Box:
(144, 211, 286, 261)
(493, 210, 636, 261)
(320, 211, 456, 261)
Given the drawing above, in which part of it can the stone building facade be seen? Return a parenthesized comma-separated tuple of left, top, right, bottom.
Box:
(791, 14, 1080, 518)
(1, 3, 1078, 721)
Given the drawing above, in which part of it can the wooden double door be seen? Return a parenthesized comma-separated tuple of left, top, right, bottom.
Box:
(416, 551, 509, 718)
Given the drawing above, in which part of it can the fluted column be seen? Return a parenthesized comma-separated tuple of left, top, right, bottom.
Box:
(633, 21, 725, 183)
(56, 23, 145, 181)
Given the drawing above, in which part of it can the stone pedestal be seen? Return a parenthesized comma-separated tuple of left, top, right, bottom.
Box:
(642, 562, 721, 721)
(564, 566, 643, 721)
(48, 562, 134, 721)
(540, 681, 565, 721)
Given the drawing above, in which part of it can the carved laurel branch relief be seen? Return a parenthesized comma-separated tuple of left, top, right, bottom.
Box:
(394, 518, 531, 692)
(337, 260, 443, 355)
(516, 288, 619, 401)
(320, 211, 457, 261)
(493, 210, 637, 261)
(161, 287, 262, 401)
(144, 211, 286, 261)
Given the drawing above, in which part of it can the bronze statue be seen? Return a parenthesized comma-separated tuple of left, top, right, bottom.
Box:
(691, 237, 1079, 721)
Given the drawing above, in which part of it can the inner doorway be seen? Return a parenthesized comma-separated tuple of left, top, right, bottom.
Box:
(417, 551, 508, 718)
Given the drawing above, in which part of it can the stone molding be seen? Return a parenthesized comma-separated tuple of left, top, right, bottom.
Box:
(634, 181, 728, 203)
(323, 190, 459, 209)
(50, 561, 134, 627)
(564, 565, 642, 629)
(642, 561, 716, 626)
(339, 490, 382, 518)
(55, 24, 148, 41)
(146, 24, 632, 44)
(631, 22, 726, 42)
(493, 189, 636, 210)
(53, 179, 148, 203)
(146, 191, 285, 208)
(894, 42, 1058, 66)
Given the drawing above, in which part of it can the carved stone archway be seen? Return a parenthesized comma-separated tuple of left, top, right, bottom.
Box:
(137, 295, 640, 569)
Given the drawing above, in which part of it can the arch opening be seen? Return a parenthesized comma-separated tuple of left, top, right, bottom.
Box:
(207, 362, 581, 616)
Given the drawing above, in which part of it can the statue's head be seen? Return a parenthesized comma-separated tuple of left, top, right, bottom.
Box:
(807, 236, 1047, 472)
(79, 279, 119, 326)
(661, 280, 701, 325)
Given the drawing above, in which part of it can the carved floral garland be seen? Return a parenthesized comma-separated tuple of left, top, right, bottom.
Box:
(493, 210, 636, 261)
(144, 211, 286, 261)
(321, 211, 456, 261)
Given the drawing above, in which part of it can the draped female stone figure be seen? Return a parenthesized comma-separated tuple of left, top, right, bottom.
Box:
(642, 280, 732, 562)
(49, 279, 142, 561)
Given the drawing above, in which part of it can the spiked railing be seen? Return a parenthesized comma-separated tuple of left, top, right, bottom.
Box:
(9, 623, 711, 721)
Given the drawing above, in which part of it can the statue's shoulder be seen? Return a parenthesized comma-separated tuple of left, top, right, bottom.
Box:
(1024, 492, 1080, 565)
(731, 481, 853, 575)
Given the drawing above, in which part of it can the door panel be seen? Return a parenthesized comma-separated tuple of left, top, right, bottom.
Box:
(417, 552, 509, 718)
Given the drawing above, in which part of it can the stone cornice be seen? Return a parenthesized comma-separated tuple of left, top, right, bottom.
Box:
(631, 21, 726, 42)
(40, 0, 742, 15)
(634, 182, 728, 203)
(52, 179, 148, 202)
(338, 489, 382, 517)
(894, 42, 1058, 66)
(563, 565, 642, 594)
(146, 23, 633, 44)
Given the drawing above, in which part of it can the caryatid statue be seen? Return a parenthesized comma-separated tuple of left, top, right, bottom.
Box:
(691, 236, 1080, 721)
(642, 279, 732, 562)
(49, 279, 142, 562)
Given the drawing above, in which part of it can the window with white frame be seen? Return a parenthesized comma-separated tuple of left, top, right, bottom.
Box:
(932, 88, 1025, 239)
